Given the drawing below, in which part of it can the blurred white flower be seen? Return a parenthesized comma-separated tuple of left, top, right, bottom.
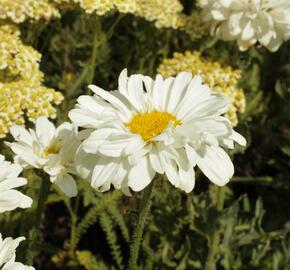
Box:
(2, 260, 35, 270)
(0, 155, 32, 213)
(198, 0, 290, 51)
(8, 117, 80, 197)
(70, 69, 246, 193)
(0, 233, 34, 270)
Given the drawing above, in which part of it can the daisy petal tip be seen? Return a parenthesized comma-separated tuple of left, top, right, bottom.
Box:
(88, 84, 97, 90)
(88, 84, 103, 92)
(120, 68, 128, 76)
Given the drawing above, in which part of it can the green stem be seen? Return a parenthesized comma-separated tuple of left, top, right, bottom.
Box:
(66, 14, 124, 98)
(26, 173, 51, 265)
(128, 179, 155, 270)
(60, 193, 77, 256)
(205, 187, 225, 270)
(86, 17, 101, 85)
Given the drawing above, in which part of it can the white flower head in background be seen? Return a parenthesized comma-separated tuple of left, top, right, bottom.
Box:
(198, 0, 290, 51)
(70, 69, 246, 194)
(0, 155, 32, 213)
(0, 233, 34, 270)
(8, 117, 80, 197)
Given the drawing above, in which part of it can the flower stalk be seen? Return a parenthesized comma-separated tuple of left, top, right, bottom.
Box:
(26, 172, 51, 265)
(128, 178, 155, 270)
(205, 186, 225, 270)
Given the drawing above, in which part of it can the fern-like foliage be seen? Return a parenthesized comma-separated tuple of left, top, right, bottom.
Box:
(74, 190, 122, 249)
(107, 204, 130, 243)
(99, 212, 124, 269)
(76, 250, 109, 270)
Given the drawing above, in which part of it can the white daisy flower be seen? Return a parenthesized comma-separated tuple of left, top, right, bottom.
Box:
(0, 233, 34, 270)
(0, 155, 32, 213)
(2, 261, 35, 270)
(8, 117, 80, 197)
(70, 69, 246, 193)
(198, 0, 290, 51)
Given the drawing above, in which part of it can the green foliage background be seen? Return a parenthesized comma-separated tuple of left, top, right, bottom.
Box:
(1, 2, 290, 269)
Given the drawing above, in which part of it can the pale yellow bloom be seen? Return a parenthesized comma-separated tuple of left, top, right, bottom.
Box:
(0, 0, 205, 31)
(61, 0, 185, 29)
(0, 24, 63, 138)
(0, 0, 60, 23)
(135, 0, 184, 29)
(157, 51, 246, 126)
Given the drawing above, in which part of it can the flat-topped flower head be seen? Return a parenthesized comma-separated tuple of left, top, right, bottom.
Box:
(0, 24, 63, 138)
(0, 233, 34, 270)
(0, 155, 32, 213)
(8, 117, 80, 197)
(198, 0, 290, 51)
(70, 69, 246, 193)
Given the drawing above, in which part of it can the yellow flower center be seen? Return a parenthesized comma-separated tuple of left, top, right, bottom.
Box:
(44, 145, 60, 156)
(125, 111, 181, 141)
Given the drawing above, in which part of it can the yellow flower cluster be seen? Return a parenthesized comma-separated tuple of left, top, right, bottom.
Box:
(0, 24, 63, 138)
(0, 0, 206, 32)
(69, 0, 185, 29)
(157, 51, 246, 126)
(0, 0, 60, 23)
(136, 0, 184, 29)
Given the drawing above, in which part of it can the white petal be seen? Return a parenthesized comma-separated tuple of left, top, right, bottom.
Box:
(0, 190, 32, 213)
(126, 74, 146, 111)
(118, 68, 128, 95)
(230, 130, 247, 146)
(72, 94, 117, 124)
(53, 173, 77, 197)
(0, 177, 27, 191)
(241, 21, 255, 40)
(177, 116, 231, 139)
(9, 142, 40, 168)
(88, 85, 132, 118)
(142, 76, 154, 96)
(128, 156, 155, 191)
(151, 74, 164, 109)
(111, 160, 129, 190)
(2, 260, 35, 270)
(149, 146, 165, 174)
(75, 150, 99, 180)
(0, 236, 25, 266)
(164, 158, 195, 193)
(166, 72, 193, 113)
(91, 157, 120, 189)
(211, 9, 227, 20)
(195, 145, 234, 186)
(182, 95, 230, 122)
(175, 76, 211, 119)
(128, 144, 152, 165)
(81, 128, 115, 154)
(96, 131, 143, 158)
(178, 165, 195, 192)
(0, 163, 22, 180)
(9, 126, 33, 146)
(35, 117, 56, 147)
(161, 77, 175, 111)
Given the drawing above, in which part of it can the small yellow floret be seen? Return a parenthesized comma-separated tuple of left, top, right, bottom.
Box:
(125, 111, 181, 141)
(0, 0, 61, 23)
(58, 0, 185, 29)
(0, 0, 207, 33)
(0, 24, 63, 138)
